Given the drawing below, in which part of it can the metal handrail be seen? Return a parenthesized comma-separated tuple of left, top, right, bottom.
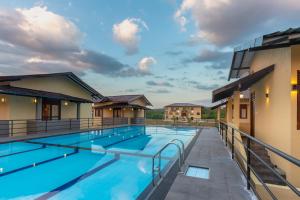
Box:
(151, 142, 183, 186)
(171, 139, 185, 162)
(218, 121, 300, 199)
(0, 117, 145, 138)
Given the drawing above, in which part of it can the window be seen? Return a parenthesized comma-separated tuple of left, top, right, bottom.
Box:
(113, 108, 122, 118)
(42, 99, 61, 120)
(240, 104, 248, 119)
(95, 108, 102, 117)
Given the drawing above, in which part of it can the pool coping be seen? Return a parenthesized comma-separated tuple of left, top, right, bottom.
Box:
(137, 128, 202, 200)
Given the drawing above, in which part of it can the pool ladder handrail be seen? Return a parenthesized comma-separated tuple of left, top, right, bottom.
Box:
(171, 139, 185, 162)
(151, 139, 185, 186)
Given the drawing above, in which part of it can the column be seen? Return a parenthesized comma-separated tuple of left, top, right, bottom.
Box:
(233, 91, 240, 128)
(217, 107, 221, 121)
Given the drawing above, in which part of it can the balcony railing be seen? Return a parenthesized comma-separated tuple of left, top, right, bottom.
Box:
(219, 121, 300, 200)
(0, 117, 145, 138)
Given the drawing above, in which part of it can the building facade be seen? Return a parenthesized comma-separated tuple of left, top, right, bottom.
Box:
(93, 95, 152, 125)
(212, 28, 300, 197)
(164, 103, 202, 122)
(0, 72, 102, 136)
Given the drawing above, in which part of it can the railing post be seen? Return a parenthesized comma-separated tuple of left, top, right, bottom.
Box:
(45, 120, 48, 132)
(246, 137, 251, 190)
(10, 120, 13, 137)
(88, 118, 90, 129)
(221, 123, 224, 140)
(231, 127, 235, 160)
(69, 119, 72, 130)
(225, 125, 228, 146)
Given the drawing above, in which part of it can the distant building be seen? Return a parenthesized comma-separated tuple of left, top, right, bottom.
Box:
(164, 103, 202, 122)
(93, 94, 152, 125)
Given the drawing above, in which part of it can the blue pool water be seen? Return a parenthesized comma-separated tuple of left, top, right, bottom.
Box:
(0, 126, 197, 200)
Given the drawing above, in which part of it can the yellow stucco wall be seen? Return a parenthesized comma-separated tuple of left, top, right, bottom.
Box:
(0, 94, 10, 120)
(250, 47, 295, 185)
(61, 101, 77, 119)
(290, 45, 300, 187)
(11, 76, 92, 99)
(9, 95, 36, 120)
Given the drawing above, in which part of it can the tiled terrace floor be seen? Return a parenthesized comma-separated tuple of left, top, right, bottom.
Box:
(165, 127, 256, 200)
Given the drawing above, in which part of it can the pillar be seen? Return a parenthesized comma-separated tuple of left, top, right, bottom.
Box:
(226, 98, 233, 123)
(233, 91, 240, 128)
(217, 107, 221, 121)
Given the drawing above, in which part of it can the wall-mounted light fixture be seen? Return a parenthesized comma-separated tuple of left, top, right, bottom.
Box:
(240, 94, 244, 99)
(1, 97, 5, 103)
(292, 84, 299, 92)
(33, 98, 37, 104)
(265, 93, 269, 98)
(109, 108, 112, 111)
(64, 101, 68, 106)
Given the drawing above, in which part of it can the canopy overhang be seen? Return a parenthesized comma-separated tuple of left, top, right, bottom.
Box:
(212, 65, 275, 103)
(210, 101, 228, 110)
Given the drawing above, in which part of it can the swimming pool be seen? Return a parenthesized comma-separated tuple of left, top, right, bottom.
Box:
(0, 126, 197, 200)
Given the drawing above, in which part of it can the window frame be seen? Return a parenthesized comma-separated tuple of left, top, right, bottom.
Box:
(240, 104, 248, 119)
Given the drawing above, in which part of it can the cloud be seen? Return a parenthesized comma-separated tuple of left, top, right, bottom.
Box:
(183, 49, 230, 64)
(148, 89, 171, 94)
(115, 67, 152, 77)
(138, 57, 156, 72)
(146, 80, 174, 87)
(188, 80, 219, 90)
(120, 88, 140, 93)
(165, 50, 184, 56)
(175, 0, 300, 46)
(113, 18, 148, 55)
(0, 6, 136, 76)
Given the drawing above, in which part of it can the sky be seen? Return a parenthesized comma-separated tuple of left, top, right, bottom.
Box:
(0, 0, 299, 108)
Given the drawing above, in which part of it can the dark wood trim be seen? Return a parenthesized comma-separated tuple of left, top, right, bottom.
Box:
(250, 92, 255, 137)
(297, 71, 300, 130)
(240, 104, 248, 119)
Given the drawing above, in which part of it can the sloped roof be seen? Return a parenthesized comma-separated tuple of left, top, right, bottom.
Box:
(0, 72, 103, 99)
(229, 27, 300, 80)
(213, 65, 274, 103)
(165, 103, 202, 107)
(95, 94, 152, 106)
(0, 85, 92, 103)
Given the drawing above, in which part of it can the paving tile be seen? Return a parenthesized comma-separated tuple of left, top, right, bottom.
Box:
(165, 128, 256, 200)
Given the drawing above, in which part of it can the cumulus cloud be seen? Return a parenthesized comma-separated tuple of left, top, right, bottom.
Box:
(146, 80, 174, 87)
(113, 18, 148, 55)
(175, 0, 300, 46)
(138, 57, 156, 72)
(0, 6, 137, 76)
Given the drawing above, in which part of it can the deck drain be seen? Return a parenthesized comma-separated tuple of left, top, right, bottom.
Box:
(185, 166, 209, 179)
